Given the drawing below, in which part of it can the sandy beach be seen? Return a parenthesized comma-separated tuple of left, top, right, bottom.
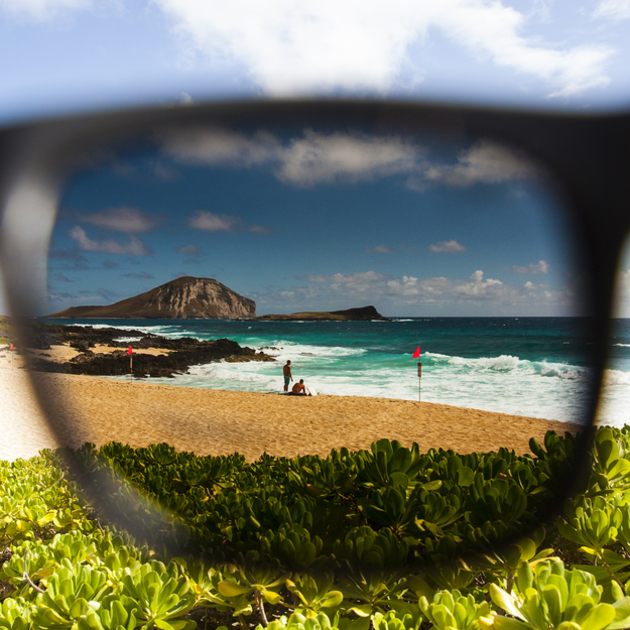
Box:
(0, 356, 584, 462)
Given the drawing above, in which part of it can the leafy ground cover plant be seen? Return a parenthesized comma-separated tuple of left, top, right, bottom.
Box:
(2, 428, 630, 630)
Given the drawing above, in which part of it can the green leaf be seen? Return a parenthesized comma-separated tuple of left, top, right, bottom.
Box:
(406, 576, 434, 601)
(218, 581, 252, 597)
(349, 605, 372, 617)
(481, 615, 532, 630)
(263, 591, 282, 605)
(581, 604, 616, 630)
(390, 473, 409, 489)
(321, 591, 343, 608)
(542, 585, 563, 628)
(457, 467, 475, 487)
(489, 585, 524, 621)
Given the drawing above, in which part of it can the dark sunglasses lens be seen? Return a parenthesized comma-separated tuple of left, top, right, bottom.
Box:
(4, 118, 599, 563)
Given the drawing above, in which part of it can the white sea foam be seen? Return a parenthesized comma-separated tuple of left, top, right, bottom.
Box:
(98, 327, 618, 427)
(597, 368, 630, 428)
(271, 342, 367, 360)
(148, 347, 591, 425)
(603, 369, 630, 386)
(423, 352, 587, 382)
(113, 337, 142, 343)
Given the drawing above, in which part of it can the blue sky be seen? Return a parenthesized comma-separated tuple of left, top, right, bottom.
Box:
(0, 0, 629, 123)
(46, 127, 580, 317)
(1, 0, 630, 316)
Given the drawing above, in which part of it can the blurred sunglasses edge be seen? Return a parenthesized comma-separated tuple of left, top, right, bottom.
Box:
(0, 98, 629, 555)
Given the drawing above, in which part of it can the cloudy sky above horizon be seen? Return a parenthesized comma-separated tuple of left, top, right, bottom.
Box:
(0, 0, 628, 125)
(43, 126, 583, 317)
(1, 0, 630, 316)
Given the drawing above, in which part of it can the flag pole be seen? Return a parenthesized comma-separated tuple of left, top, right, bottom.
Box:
(127, 346, 133, 383)
(413, 345, 421, 402)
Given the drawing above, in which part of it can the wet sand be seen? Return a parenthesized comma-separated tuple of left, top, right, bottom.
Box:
(0, 363, 584, 462)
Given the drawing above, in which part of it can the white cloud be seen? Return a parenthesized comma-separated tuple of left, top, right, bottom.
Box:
(163, 128, 280, 166)
(417, 140, 538, 188)
(164, 129, 539, 191)
(0, 0, 89, 20)
(154, 0, 613, 97)
(312, 271, 393, 295)
(68, 226, 153, 256)
(77, 207, 157, 233)
(510, 260, 549, 274)
(188, 211, 271, 234)
(594, 0, 630, 19)
(367, 245, 393, 254)
(163, 128, 423, 187)
(429, 240, 466, 253)
(276, 131, 421, 187)
(300, 268, 575, 308)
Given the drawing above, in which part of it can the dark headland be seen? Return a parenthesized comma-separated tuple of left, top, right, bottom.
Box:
(30, 279, 387, 378)
(46, 276, 255, 319)
(256, 306, 388, 321)
(35, 277, 261, 377)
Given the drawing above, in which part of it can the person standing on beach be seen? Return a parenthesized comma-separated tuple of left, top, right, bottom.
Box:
(283, 360, 293, 391)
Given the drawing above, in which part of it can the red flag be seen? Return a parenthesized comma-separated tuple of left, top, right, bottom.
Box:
(9, 343, 13, 351)
(127, 347, 133, 355)
(412, 346, 420, 359)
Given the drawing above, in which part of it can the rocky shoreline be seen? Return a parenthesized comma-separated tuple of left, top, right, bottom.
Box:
(20, 322, 274, 379)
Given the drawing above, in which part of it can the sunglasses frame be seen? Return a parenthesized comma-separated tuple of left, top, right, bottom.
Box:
(1, 98, 629, 551)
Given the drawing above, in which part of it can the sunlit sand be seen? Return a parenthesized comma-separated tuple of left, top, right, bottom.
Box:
(0, 359, 584, 462)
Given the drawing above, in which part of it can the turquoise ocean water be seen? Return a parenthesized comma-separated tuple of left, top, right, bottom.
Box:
(44, 317, 630, 427)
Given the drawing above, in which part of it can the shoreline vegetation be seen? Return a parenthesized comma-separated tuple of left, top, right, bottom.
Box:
(2, 427, 629, 630)
(0, 315, 614, 630)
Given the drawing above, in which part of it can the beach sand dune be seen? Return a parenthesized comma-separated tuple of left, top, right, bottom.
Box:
(0, 366, 584, 462)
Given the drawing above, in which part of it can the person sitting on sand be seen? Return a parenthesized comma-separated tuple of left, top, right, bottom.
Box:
(291, 379, 309, 395)
(283, 360, 293, 392)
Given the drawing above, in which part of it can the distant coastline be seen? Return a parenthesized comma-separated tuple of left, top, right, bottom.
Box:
(256, 305, 388, 321)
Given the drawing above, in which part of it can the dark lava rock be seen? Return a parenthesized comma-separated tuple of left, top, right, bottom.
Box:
(24, 323, 274, 379)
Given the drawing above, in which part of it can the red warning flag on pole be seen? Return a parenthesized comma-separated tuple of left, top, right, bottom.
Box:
(412, 346, 420, 359)
(127, 347, 132, 355)
(9, 344, 13, 351)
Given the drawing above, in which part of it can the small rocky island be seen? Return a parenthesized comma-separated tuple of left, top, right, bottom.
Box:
(23, 322, 273, 379)
(256, 305, 388, 321)
(47, 277, 255, 320)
